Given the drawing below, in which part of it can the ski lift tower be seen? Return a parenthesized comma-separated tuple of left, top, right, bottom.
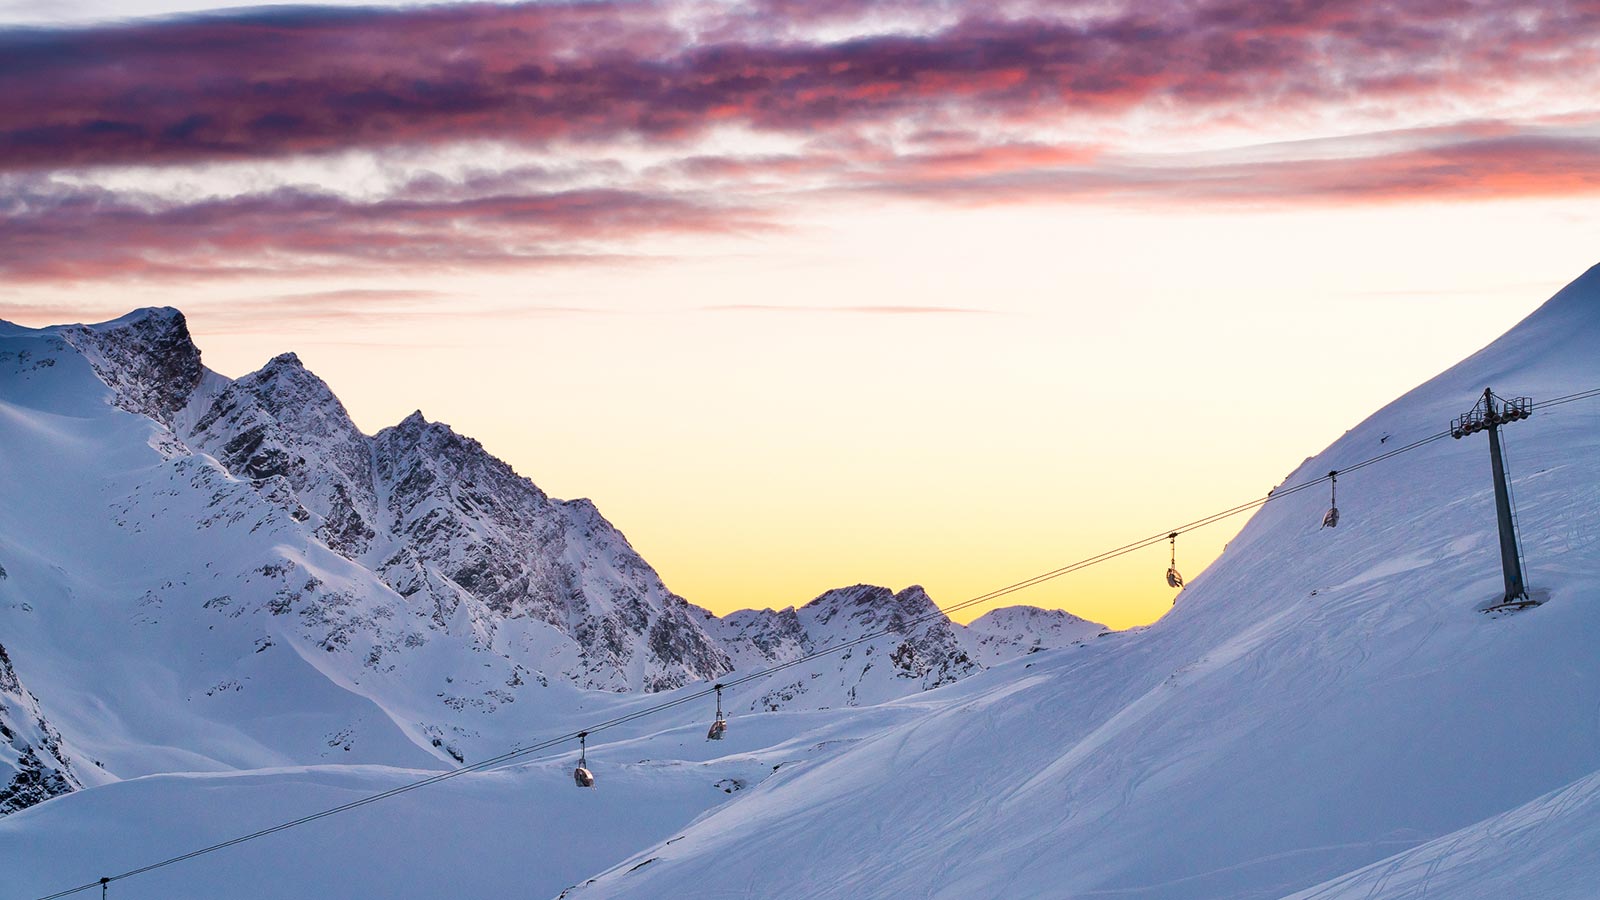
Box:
(1450, 387, 1535, 610)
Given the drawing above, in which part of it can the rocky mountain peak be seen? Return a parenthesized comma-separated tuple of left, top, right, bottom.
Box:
(233, 354, 354, 425)
(186, 352, 377, 557)
(968, 604, 1098, 630)
(380, 411, 492, 464)
(804, 584, 938, 631)
(59, 305, 202, 425)
(102, 306, 186, 328)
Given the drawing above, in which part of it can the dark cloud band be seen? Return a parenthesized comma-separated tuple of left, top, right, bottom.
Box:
(1, 1, 1594, 171)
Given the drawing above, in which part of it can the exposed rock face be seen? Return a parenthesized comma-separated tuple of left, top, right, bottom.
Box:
(0, 643, 80, 816)
(704, 585, 980, 710)
(61, 307, 202, 426)
(702, 587, 1109, 710)
(714, 605, 811, 665)
(189, 353, 378, 557)
(372, 412, 730, 692)
(804, 585, 979, 688)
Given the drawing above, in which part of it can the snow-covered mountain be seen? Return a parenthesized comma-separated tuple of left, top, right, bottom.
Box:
(0, 309, 1082, 817)
(962, 604, 1107, 665)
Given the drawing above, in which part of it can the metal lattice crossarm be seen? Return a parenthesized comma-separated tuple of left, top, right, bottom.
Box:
(1452, 391, 1531, 439)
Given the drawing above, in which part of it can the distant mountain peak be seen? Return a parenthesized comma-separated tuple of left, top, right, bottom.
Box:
(239, 352, 344, 409)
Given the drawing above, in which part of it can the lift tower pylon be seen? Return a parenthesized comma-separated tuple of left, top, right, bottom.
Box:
(1450, 387, 1534, 610)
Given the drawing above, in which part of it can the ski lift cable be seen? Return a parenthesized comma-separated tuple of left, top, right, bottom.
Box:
(1532, 387, 1600, 410)
(30, 391, 1600, 900)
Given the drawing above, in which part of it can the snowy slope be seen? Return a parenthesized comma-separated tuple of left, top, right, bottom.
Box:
(1285, 767, 1600, 899)
(565, 265, 1600, 899)
(1, 686, 941, 900)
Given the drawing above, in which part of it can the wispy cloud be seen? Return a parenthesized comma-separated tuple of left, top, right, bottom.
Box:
(0, 179, 766, 281)
(841, 129, 1600, 207)
(0, 287, 616, 333)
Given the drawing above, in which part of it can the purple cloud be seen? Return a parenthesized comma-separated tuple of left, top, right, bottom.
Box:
(1, 1, 1594, 171)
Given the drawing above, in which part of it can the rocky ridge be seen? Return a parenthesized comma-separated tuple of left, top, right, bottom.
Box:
(0, 642, 79, 816)
(704, 585, 1102, 710)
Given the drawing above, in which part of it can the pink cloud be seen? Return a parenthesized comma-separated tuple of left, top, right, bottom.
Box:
(0, 181, 767, 281)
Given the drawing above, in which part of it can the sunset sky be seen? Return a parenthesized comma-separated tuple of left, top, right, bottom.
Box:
(3, 0, 1598, 628)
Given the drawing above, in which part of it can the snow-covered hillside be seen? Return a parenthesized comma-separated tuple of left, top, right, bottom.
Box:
(0, 309, 1083, 821)
(558, 268, 1600, 899)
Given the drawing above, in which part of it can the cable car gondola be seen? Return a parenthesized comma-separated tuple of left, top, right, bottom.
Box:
(1322, 470, 1340, 528)
(1165, 532, 1184, 590)
(707, 684, 727, 740)
(573, 732, 595, 788)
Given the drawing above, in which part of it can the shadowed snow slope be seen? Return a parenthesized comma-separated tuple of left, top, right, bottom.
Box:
(565, 269, 1600, 899)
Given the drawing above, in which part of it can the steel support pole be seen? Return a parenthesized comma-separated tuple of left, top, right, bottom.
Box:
(1485, 393, 1529, 605)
